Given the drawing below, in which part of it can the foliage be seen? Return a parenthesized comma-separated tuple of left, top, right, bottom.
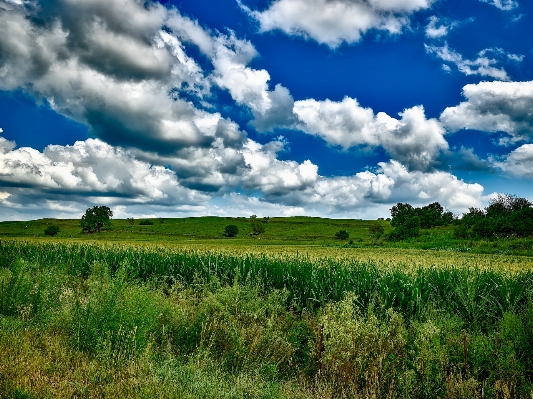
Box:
(251, 220, 265, 235)
(139, 219, 153, 226)
(127, 217, 135, 226)
(44, 225, 60, 237)
(389, 215, 420, 240)
(80, 206, 113, 233)
(368, 223, 384, 240)
(224, 225, 239, 237)
(334, 229, 349, 240)
(2, 240, 533, 398)
(458, 194, 533, 239)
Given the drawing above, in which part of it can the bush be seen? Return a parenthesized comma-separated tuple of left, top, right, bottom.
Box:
(368, 223, 384, 240)
(224, 225, 239, 237)
(335, 230, 349, 240)
(139, 219, 154, 226)
(44, 225, 60, 237)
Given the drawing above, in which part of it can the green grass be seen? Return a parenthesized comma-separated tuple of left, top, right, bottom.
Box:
(2, 216, 533, 256)
(0, 216, 392, 244)
(1, 240, 533, 398)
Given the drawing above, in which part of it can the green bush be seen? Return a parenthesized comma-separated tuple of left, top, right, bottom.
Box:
(224, 225, 239, 237)
(139, 219, 154, 226)
(334, 230, 349, 240)
(44, 225, 60, 236)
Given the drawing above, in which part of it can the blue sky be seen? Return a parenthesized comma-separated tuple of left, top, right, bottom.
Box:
(0, 0, 532, 220)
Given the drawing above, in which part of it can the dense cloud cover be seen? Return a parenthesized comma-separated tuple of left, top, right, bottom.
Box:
(0, 0, 531, 220)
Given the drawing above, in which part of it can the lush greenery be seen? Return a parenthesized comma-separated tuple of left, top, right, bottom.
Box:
(334, 229, 349, 240)
(43, 225, 60, 237)
(389, 202, 455, 240)
(1, 240, 533, 398)
(456, 194, 533, 240)
(224, 224, 239, 237)
(80, 206, 113, 233)
(139, 219, 154, 226)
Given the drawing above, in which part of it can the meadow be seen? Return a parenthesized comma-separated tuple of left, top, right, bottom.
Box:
(1, 217, 533, 398)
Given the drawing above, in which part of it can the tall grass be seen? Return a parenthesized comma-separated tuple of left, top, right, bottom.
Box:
(1, 240, 532, 328)
(1, 239, 533, 398)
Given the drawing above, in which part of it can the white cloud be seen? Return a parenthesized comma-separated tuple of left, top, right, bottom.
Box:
(208, 33, 295, 131)
(293, 97, 448, 170)
(425, 43, 520, 81)
(493, 144, 533, 178)
(440, 80, 533, 143)
(0, 0, 249, 155)
(425, 16, 458, 38)
(261, 160, 484, 215)
(480, 0, 517, 11)
(240, 0, 434, 48)
(0, 138, 208, 204)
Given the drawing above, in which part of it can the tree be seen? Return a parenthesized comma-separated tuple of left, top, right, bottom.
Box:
(127, 217, 135, 226)
(417, 202, 444, 229)
(224, 225, 239, 237)
(44, 225, 60, 237)
(251, 221, 265, 235)
(390, 203, 416, 227)
(335, 230, 349, 240)
(139, 219, 154, 225)
(80, 206, 113, 233)
(389, 216, 420, 240)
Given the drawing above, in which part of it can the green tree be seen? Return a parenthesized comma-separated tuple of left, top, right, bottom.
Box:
(251, 221, 265, 235)
(44, 225, 60, 237)
(224, 225, 239, 237)
(390, 203, 416, 227)
(335, 230, 349, 240)
(389, 216, 420, 240)
(80, 206, 113, 233)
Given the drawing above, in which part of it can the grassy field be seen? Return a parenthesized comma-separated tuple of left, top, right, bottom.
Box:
(2, 215, 533, 256)
(0, 216, 390, 245)
(1, 217, 533, 398)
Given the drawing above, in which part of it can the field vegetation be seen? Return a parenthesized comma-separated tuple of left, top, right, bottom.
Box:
(1, 238, 533, 398)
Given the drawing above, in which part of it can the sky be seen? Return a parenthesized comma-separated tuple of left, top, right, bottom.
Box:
(0, 0, 532, 221)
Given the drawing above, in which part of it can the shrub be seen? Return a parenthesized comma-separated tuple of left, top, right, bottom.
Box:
(335, 230, 349, 240)
(44, 225, 60, 237)
(368, 223, 384, 240)
(224, 225, 239, 237)
(139, 219, 154, 226)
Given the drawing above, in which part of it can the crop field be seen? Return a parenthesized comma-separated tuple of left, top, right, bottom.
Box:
(1, 235, 533, 398)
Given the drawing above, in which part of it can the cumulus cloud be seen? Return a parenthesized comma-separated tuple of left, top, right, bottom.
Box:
(480, 0, 517, 11)
(440, 80, 533, 143)
(240, 0, 434, 48)
(293, 97, 448, 171)
(257, 160, 485, 214)
(425, 43, 521, 81)
(493, 144, 533, 178)
(0, 0, 252, 154)
(0, 137, 209, 204)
